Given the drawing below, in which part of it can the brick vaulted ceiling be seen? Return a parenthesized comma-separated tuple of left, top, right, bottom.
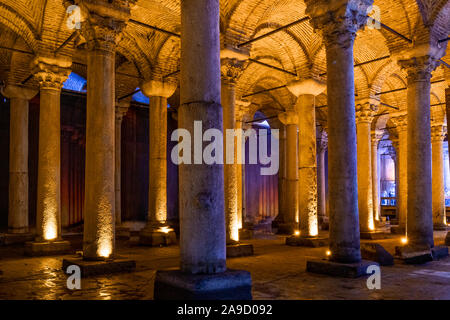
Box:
(0, 0, 449, 122)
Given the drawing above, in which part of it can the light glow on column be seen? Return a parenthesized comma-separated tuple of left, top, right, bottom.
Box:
(96, 195, 113, 259)
(43, 194, 58, 241)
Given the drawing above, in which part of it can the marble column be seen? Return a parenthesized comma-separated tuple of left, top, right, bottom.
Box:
(371, 131, 382, 223)
(355, 100, 377, 235)
(179, 0, 226, 274)
(28, 56, 71, 254)
(317, 129, 328, 227)
(139, 80, 176, 246)
(221, 57, 245, 243)
(1, 85, 37, 234)
(305, 0, 372, 263)
(81, 5, 130, 260)
(399, 55, 439, 248)
(390, 114, 408, 232)
(277, 111, 299, 234)
(431, 123, 447, 230)
(288, 79, 326, 238)
(114, 100, 130, 238)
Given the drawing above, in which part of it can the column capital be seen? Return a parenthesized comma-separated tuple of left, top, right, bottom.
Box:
(141, 80, 176, 98)
(371, 131, 383, 144)
(77, 0, 135, 53)
(31, 56, 71, 90)
(390, 113, 408, 132)
(221, 58, 245, 85)
(431, 124, 446, 142)
(355, 100, 377, 124)
(278, 111, 298, 125)
(235, 100, 251, 122)
(305, 0, 372, 49)
(397, 55, 440, 84)
(1, 84, 37, 100)
(287, 78, 326, 97)
(115, 100, 129, 121)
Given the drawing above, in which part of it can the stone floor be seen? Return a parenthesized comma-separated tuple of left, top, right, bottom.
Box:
(0, 230, 448, 300)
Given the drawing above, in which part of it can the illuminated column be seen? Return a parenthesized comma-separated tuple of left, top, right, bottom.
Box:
(355, 100, 377, 235)
(305, 0, 372, 263)
(221, 56, 245, 243)
(1, 85, 37, 234)
(398, 55, 439, 248)
(27, 56, 71, 255)
(390, 114, 407, 232)
(179, 0, 226, 274)
(235, 100, 251, 233)
(317, 129, 328, 226)
(371, 131, 382, 223)
(273, 123, 287, 228)
(431, 123, 447, 230)
(81, 2, 131, 260)
(114, 100, 130, 238)
(288, 79, 326, 238)
(277, 111, 298, 234)
(139, 80, 177, 246)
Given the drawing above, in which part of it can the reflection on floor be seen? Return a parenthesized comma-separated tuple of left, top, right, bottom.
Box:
(0, 231, 448, 300)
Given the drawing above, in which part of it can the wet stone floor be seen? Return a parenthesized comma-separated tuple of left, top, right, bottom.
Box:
(0, 231, 449, 300)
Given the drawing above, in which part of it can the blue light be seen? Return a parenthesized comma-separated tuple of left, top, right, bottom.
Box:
(63, 72, 87, 92)
(132, 88, 149, 104)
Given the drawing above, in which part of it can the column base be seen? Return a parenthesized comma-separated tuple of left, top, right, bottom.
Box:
(226, 243, 254, 258)
(361, 243, 394, 266)
(431, 246, 449, 260)
(115, 225, 131, 240)
(62, 256, 136, 277)
(139, 228, 177, 246)
(275, 223, 297, 235)
(239, 228, 253, 240)
(306, 258, 378, 278)
(0, 232, 34, 246)
(320, 220, 329, 231)
(24, 240, 71, 256)
(433, 223, 448, 231)
(390, 225, 406, 235)
(395, 245, 433, 264)
(154, 269, 252, 300)
(360, 231, 388, 240)
(286, 235, 328, 247)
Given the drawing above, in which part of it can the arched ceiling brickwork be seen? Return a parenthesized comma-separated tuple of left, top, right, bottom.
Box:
(0, 0, 448, 126)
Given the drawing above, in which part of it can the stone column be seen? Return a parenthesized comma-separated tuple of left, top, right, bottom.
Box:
(114, 100, 130, 239)
(305, 0, 372, 264)
(179, 0, 225, 274)
(431, 123, 447, 230)
(277, 111, 298, 234)
(235, 101, 252, 238)
(139, 80, 177, 246)
(27, 56, 71, 255)
(288, 79, 326, 239)
(273, 123, 286, 229)
(221, 57, 245, 243)
(80, 2, 131, 260)
(399, 55, 439, 248)
(1, 85, 37, 234)
(355, 100, 377, 236)
(317, 129, 328, 228)
(390, 114, 407, 233)
(371, 131, 382, 223)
